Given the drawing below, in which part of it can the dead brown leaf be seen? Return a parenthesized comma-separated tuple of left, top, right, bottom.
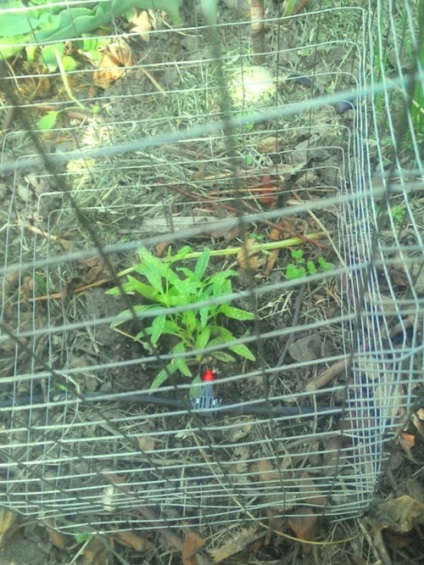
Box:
(130, 10, 152, 42)
(412, 413, 424, 437)
(45, 520, 71, 549)
(264, 248, 279, 276)
(78, 256, 107, 285)
(256, 136, 282, 154)
(94, 39, 134, 88)
(236, 238, 267, 271)
(299, 472, 327, 507)
(0, 509, 18, 548)
(397, 432, 416, 459)
(155, 242, 171, 257)
(249, 175, 278, 207)
(287, 507, 317, 553)
(208, 527, 259, 563)
(138, 436, 155, 451)
(115, 531, 153, 552)
(182, 531, 206, 565)
(82, 535, 113, 565)
(369, 496, 424, 533)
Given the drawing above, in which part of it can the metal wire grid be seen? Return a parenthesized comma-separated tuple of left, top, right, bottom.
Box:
(340, 0, 424, 497)
(0, 1, 421, 537)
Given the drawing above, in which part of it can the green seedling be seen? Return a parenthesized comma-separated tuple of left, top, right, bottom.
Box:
(372, 203, 406, 226)
(391, 205, 406, 225)
(285, 249, 334, 280)
(74, 532, 93, 544)
(107, 246, 255, 389)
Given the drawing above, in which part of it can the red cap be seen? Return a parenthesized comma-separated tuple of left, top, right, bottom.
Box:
(201, 369, 215, 382)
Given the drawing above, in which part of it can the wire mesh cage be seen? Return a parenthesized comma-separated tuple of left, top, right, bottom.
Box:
(0, 0, 423, 557)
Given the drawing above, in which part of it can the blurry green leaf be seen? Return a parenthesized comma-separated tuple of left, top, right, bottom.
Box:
(195, 327, 210, 350)
(200, 306, 210, 328)
(291, 249, 304, 263)
(151, 315, 166, 344)
(306, 260, 317, 275)
(182, 309, 196, 333)
(229, 342, 256, 361)
(38, 111, 59, 131)
(41, 42, 64, 71)
(125, 275, 160, 301)
(211, 351, 235, 362)
(190, 375, 201, 398)
(151, 366, 173, 390)
(219, 305, 254, 321)
(194, 248, 210, 280)
(172, 342, 192, 377)
(61, 54, 78, 71)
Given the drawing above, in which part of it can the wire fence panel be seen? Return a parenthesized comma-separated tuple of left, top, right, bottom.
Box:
(0, 0, 423, 545)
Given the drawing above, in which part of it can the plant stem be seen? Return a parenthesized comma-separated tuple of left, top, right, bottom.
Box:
(117, 231, 327, 278)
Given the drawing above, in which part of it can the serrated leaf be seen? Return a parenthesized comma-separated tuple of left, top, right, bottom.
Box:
(219, 304, 255, 321)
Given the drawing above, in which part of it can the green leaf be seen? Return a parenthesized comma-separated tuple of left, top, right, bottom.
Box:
(211, 351, 235, 362)
(162, 320, 180, 335)
(285, 264, 305, 280)
(151, 365, 174, 390)
(291, 249, 304, 263)
(124, 275, 160, 301)
(181, 309, 197, 333)
(172, 342, 192, 377)
(199, 306, 211, 328)
(62, 54, 78, 71)
(110, 304, 150, 327)
(151, 315, 166, 344)
(135, 252, 164, 294)
(306, 260, 317, 275)
(41, 42, 64, 71)
(209, 270, 239, 285)
(0, 5, 40, 37)
(190, 375, 202, 399)
(213, 326, 256, 361)
(195, 327, 210, 350)
(38, 111, 59, 131)
(219, 304, 254, 321)
(229, 342, 256, 361)
(167, 245, 192, 263)
(194, 248, 210, 280)
(317, 257, 334, 271)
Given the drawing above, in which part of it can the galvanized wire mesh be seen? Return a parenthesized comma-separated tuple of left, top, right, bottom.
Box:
(0, 0, 423, 544)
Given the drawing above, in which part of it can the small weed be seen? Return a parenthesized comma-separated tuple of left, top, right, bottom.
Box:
(372, 203, 406, 226)
(74, 532, 93, 544)
(285, 249, 334, 280)
(107, 246, 255, 389)
(391, 205, 406, 225)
